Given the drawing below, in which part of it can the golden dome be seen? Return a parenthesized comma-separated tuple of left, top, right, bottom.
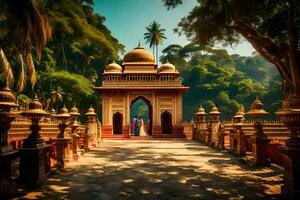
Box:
(0, 83, 16, 108)
(122, 45, 155, 64)
(195, 105, 206, 115)
(104, 60, 122, 74)
(70, 105, 80, 116)
(209, 105, 220, 115)
(158, 60, 178, 73)
(57, 105, 70, 118)
(85, 105, 97, 116)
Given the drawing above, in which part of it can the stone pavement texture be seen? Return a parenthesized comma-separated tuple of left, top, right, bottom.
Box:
(13, 139, 282, 200)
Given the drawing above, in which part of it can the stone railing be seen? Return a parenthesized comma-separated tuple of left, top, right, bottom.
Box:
(102, 74, 182, 87)
(221, 120, 290, 138)
(8, 116, 60, 142)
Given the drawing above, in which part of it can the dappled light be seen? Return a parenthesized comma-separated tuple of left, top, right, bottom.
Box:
(13, 140, 282, 200)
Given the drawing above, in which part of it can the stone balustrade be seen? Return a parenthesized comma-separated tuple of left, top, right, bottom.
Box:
(102, 74, 181, 86)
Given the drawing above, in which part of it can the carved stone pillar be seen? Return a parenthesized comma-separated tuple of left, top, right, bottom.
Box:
(0, 84, 18, 196)
(85, 105, 98, 149)
(217, 123, 225, 150)
(195, 105, 206, 142)
(246, 96, 270, 167)
(19, 96, 51, 186)
(276, 95, 300, 200)
(209, 105, 220, 147)
(228, 128, 236, 153)
(233, 106, 246, 157)
(70, 119, 80, 161)
(55, 105, 70, 169)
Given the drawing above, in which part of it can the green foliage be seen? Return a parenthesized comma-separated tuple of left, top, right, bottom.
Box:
(163, 0, 300, 97)
(161, 44, 281, 120)
(130, 99, 149, 123)
(0, 0, 122, 118)
(144, 21, 167, 61)
(17, 94, 31, 107)
(34, 69, 95, 113)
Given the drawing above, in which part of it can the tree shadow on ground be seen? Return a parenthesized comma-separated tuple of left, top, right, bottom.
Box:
(13, 140, 282, 200)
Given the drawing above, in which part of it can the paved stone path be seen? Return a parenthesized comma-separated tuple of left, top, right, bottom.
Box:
(13, 139, 282, 200)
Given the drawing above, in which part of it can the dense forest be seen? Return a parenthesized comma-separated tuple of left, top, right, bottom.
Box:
(160, 44, 281, 120)
(0, 0, 281, 121)
(0, 0, 124, 116)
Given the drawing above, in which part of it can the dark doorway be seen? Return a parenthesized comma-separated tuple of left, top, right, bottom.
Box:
(161, 111, 172, 134)
(130, 96, 152, 135)
(113, 112, 123, 135)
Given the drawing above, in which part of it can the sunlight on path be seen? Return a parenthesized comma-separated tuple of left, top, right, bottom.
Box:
(13, 139, 282, 200)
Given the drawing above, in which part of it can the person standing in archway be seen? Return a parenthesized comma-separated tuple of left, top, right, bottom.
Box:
(133, 115, 139, 136)
(139, 117, 148, 137)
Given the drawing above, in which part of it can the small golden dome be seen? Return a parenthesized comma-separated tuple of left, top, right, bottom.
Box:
(247, 96, 268, 117)
(0, 83, 16, 108)
(29, 96, 43, 110)
(70, 105, 80, 116)
(85, 105, 97, 116)
(210, 105, 220, 115)
(56, 105, 70, 118)
(159, 60, 177, 73)
(122, 45, 155, 64)
(196, 105, 206, 115)
(59, 105, 69, 114)
(105, 60, 122, 74)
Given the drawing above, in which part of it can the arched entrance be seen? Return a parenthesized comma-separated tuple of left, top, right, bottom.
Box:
(161, 111, 172, 134)
(130, 96, 153, 135)
(113, 112, 123, 135)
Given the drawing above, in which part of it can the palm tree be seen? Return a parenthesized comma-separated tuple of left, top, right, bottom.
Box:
(0, 0, 51, 89)
(50, 86, 65, 111)
(144, 21, 166, 63)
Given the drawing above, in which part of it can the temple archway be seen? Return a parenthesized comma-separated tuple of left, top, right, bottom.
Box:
(130, 96, 152, 135)
(113, 112, 123, 135)
(95, 44, 189, 138)
(161, 111, 172, 134)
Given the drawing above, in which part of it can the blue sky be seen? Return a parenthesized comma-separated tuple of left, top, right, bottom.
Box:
(93, 0, 255, 57)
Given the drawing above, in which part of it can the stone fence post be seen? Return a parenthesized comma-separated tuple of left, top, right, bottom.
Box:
(85, 105, 98, 149)
(55, 105, 71, 169)
(195, 105, 206, 142)
(19, 96, 52, 186)
(0, 84, 18, 196)
(246, 96, 270, 167)
(209, 105, 220, 147)
(233, 106, 246, 157)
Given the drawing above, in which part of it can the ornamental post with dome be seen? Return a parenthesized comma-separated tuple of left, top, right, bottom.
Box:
(246, 96, 270, 167)
(55, 105, 71, 169)
(85, 105, 98, 149)
(69, 104, 80, 122)
(95, 43, 189, 138)
(0, 83, 18, 196)
(276, 95, 300, 199)
(19, 95, 52, 186)
(195, 105, 207, 142)
(70, 119, 80, 160)
(209, 105, 220, 147)
(233, 106, 246, 157)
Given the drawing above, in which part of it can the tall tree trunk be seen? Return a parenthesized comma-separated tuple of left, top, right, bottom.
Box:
(61, 43, 68, 71)
(156, 44, 158, 64)
(287, 0, 300, 96)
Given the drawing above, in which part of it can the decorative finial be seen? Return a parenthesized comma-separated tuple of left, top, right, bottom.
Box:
(112, 58, 115, 63)
(166, 59, 169, 63)
(138, 40, 141, 47)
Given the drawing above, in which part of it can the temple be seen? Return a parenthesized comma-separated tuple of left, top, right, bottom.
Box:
(94, 44, 189, 138)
